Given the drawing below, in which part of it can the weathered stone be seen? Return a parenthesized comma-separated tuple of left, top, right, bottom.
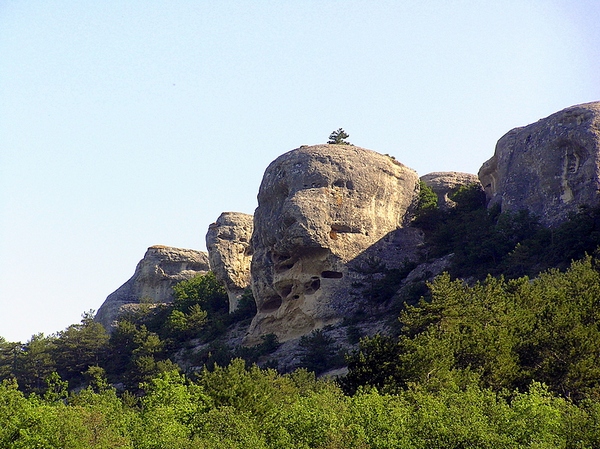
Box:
(479, 101, 600, 226)
(420, 172, 481, 209)
(247, 144, 420, 343)
(95, 245, 210, 330)
(206, 212, 253, 312)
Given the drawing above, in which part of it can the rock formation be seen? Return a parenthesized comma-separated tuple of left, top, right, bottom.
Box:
(95, 245, 210, 330)
(206, 212, 253, 312)
(479, 101, 600, 226)
(246, 144, 421, 343)
(420, 172, 481, 209)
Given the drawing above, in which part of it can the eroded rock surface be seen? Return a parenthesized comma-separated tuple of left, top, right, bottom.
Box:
(479, 102, 600, 226)
(420, 172, 480, 209)
(247, 144, 420, 343)
(95, 245, 210, 330)
(206, 212, 253, 312)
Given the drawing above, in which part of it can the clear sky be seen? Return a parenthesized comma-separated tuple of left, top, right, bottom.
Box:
(1, 1, 599, 343)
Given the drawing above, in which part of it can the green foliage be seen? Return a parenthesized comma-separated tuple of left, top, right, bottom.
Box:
(192, 406, 267, 448)
(106, 320, 171, 389)
(299, 328, 345, 375)
(353, 256, 418, 305)
(43, 371, 69, 403)
(3, 361, 600, 448)
(422, 194, 507, 278)
(228, 288, 257, 323)
(327, 128, 352, 145)
(197, 359, 298, 423)
(344, 256, 600, 402)
(340, 334, 404, 395)
(96, 272, 241, 382)
(414, 180, 438, 215)
(15, 333, 56, 394)
(234, 334, 281, 366)
(173, 271, 228, 316)
(53, 311, 110, 387)
(418, 193, 600, 280)
(352, 256, 387, 303)
(0, 337, 20, 381)
(165, 304, 208, 339)
(449, 182, 487, 211)
(0, 377, 136, 448)
(167, 272, 229, 343)
(6, 199, 600, 447)
(346, 325, 362, 345)
(0, 313, 112, 396)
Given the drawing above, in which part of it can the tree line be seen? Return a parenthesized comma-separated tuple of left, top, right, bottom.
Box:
(3, 358, 600, 448)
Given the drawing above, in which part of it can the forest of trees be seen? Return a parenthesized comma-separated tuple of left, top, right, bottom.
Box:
(4, 358, 600, 448)
(3, 184, 600, 447)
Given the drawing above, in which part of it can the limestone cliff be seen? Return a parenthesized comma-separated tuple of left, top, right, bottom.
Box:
(479, 101, 600, 226)
(206, 212, 253, 313)
(95, 245, 210, 330)
(93, 100, 600, 372)
(421, 172, 481, 209)
(246, 144, 421, 343)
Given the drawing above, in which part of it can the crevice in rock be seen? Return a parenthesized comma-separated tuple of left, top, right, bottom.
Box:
(277, 284, 293, 298)
(321, 270, 343, 279)
(304, 277, 321, 295)
(331, 223, 359, 233)
(271, 251, 295, 273)
(272, 251, 295, 273)
(332, 179, 354, 190)
(261, 296, 283, 312)
(275, 263, 295, 273)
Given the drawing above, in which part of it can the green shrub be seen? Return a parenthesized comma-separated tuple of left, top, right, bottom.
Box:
(299, 329, 345, 375)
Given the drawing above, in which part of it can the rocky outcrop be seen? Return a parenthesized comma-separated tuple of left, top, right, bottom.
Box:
(95, 246, 210, 330)
(246, 144, 421, 343)
(206, 212, 253, 312)
(420, 172, 480, 209)
(479, 102, 600, 226)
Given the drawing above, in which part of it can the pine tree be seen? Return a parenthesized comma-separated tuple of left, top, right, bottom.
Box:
(327, 128, 351, 145)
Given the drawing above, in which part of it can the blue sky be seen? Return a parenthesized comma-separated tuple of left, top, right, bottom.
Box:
(1, 0, 599, 342)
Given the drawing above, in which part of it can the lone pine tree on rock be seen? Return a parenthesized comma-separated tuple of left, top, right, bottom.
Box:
(327, 128, 352, 145)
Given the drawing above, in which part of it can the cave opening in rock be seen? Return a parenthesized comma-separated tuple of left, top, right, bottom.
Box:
(278, 284, 293, 298)
(261, 296, 283, 312)
(274, 262, 295, 273)
(304, 277, 321, 295)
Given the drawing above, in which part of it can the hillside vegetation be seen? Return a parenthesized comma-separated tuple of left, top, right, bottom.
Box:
(3, 191, 600, 447)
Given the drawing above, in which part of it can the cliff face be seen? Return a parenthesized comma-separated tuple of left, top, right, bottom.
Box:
(96, 100, 600, 350)
(479, 102, 600, 226)
(421, 172, 481, 209)
(246, 144, 421, 343)
(95, 246, 210, 330)
(206, 212, 253, 313)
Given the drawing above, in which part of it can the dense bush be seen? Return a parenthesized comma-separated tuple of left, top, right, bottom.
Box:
(2, 362, 600, 448)
(415, 183, 600, 280)
(344, 256, 600, 402)
(298, 329, 345, 375)
(0, 272, 235, 395)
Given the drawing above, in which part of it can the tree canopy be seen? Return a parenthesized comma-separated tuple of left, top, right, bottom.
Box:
(344, 256, 600, 402)
(327, 128, 351, 145)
